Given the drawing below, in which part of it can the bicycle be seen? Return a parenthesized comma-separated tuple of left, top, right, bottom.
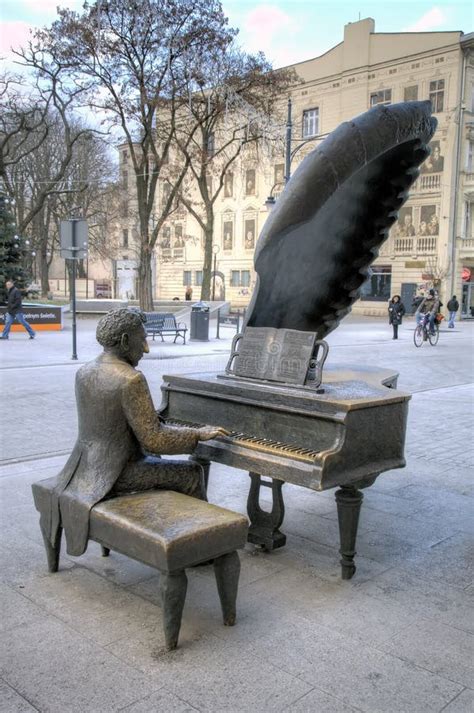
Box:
(413, 313, 439, 347)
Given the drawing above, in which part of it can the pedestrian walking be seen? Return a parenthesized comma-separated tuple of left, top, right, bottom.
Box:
(447, 295, 459, 328)
(0, 280, 36, 339)
(388, 294, 406, 340)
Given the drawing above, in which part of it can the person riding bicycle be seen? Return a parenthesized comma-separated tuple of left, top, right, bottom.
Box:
(415, 288, 440, 335)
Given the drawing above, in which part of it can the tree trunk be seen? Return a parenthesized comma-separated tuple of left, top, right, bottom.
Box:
(201, 205, 214, 301)
(138, 246, 154, 311)
(40, 250, 50, 297)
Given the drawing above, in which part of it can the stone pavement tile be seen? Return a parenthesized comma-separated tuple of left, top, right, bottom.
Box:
(389, 484, 474, 533)
(106, 631, 312, 712)
(0, 584, 44, 633)
(353, 507, 462, 547)
(283, 687, 362, 712)
(19, 564, 205, 647)
(400, 532, 473, 589)
(201, 611, 463, 713)
(442, 687, 474, 712)
(355, 568, 474, 633)
(221, 569, 419, 647)
(0, 534, 74, 587)
(279, 507, 372, 550)
(379, 618, 474, 688)
(268, 531, 389, 584)
(0, 617, 160, 713)
(119, 687, 200, 712)
(0, 679, 37, 713)
(72, 541, 158, 586)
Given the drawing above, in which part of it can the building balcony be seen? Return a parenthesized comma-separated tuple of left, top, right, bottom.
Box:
(462, 172, 474, 187)
(380, 235, 438, 257)
(159, 247, 185, 263)
(457, 236, 474, 255)
(411, 173, 442, 193)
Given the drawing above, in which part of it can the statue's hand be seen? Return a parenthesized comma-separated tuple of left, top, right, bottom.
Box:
(198, 426, 229, 441)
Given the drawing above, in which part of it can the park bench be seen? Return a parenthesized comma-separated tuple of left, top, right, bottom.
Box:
(32, 479, 248, 651)
(144, 312, 188, 343)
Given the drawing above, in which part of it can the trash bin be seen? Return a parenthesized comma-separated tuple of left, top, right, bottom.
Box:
(190, 301, 210, 341)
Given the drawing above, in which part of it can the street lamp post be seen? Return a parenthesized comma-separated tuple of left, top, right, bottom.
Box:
(212, 244, 220, 301)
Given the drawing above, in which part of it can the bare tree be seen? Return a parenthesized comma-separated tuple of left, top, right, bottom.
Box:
(176, 50, 296, 299)
(32, 0, 237, 309)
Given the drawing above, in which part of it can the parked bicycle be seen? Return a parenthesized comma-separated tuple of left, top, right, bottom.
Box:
(413, 313, 440, 347)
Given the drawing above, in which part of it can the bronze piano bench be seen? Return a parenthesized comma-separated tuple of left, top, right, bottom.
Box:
(32, 481, 249, 651)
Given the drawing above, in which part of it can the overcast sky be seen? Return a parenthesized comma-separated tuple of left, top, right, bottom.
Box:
(1, 1, 472, 69)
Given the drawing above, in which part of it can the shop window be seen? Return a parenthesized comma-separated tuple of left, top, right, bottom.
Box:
(360, 266, 392, 301)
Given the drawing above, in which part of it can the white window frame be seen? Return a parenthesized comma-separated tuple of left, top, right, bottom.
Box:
(370, 89, 392, 107)
(302, 108, 319, 138)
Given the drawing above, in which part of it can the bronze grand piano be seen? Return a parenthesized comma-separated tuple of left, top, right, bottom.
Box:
(159, 365, 410, 579)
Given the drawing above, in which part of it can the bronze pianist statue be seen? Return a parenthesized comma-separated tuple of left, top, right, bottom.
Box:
(160, 101, 436, 579)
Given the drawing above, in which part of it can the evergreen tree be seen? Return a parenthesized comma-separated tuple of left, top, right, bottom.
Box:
(0, 191, 30, 302)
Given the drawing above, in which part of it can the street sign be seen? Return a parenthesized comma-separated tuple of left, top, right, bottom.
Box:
(60, 219, 88, 259)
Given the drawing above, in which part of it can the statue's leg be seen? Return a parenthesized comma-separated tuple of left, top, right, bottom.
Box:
(112, 458, 206, 500)
(335, 486, 363, 580)
(159, 570, 188, 650)
(40, 525, 62, 573)
(213, 551, 240, 626)
(188, 455, 211, 495)
(247, 473, 286, 551)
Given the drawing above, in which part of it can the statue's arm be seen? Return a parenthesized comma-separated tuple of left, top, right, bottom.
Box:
(122, 373, 200, 454)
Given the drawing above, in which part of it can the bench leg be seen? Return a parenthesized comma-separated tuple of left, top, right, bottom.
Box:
(40, 525, 62, 573)
(213, 551, 240, 626)
(159, 570, 188, 650)
(101, 546, 110, 557)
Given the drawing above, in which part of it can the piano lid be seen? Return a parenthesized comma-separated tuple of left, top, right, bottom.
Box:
(161, 364, 410, 416)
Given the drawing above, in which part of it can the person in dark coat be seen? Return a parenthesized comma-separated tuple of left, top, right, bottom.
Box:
(0, 280, 36, 339)
(388, 295, 406, 340)
(447, 295, 459, 328)
(43, 308, 226, 556)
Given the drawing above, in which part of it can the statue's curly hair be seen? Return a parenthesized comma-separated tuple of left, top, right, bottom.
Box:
(96, 308, 146, 347)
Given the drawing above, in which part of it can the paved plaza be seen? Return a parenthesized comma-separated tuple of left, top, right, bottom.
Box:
(0, 312, 473, 712)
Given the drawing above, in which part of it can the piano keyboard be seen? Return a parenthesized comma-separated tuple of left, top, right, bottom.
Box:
(165, 419, 321, 463)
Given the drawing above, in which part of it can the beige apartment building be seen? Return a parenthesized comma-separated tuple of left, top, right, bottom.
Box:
(113, 18, 474, 316)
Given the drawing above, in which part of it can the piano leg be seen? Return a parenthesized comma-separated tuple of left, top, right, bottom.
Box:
(247, 473, 286, 551)
(335, 485, 363, 580)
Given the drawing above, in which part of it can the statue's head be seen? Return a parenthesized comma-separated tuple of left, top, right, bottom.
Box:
(96, 308, 149, 367)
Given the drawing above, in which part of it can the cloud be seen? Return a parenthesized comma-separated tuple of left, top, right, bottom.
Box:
(0, 21, 32, 57)
(404, 6, 448, 32)
(241, 4, 300, 64)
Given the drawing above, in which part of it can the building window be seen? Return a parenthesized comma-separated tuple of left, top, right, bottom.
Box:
(121, 199, 128, 218)
(370, 89, 392, 107)
(122, 170, 128, 190)
(389, 68, 397, 75)
(274, 164, 285, 186)
(348, 77, 355, 84)
(244, 219, 256, 250)
(195, 271, 203, 286)
(466, 140, 473, 173)
(412, 62, 420, 69)
(122, 229, 128, 248)
(245, 169, 256, 195)
(429, 79, 445, 113)
(332, 82, 340, 87)
(122, 150, 128, 162)
(368, 73, 375, 79)
(183, 271, 191, 286)
(435, 57, 444, 63)
(230, 270, 250, 287)
(223, 220, 233, 250)
(206, 133, 215, 157)
(302, 108, 319, 138)
(161, 226, 171, 248)
(360, 266, 392, 301)
(224, 172, 233, 198)
(404, 85, 418, 102)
